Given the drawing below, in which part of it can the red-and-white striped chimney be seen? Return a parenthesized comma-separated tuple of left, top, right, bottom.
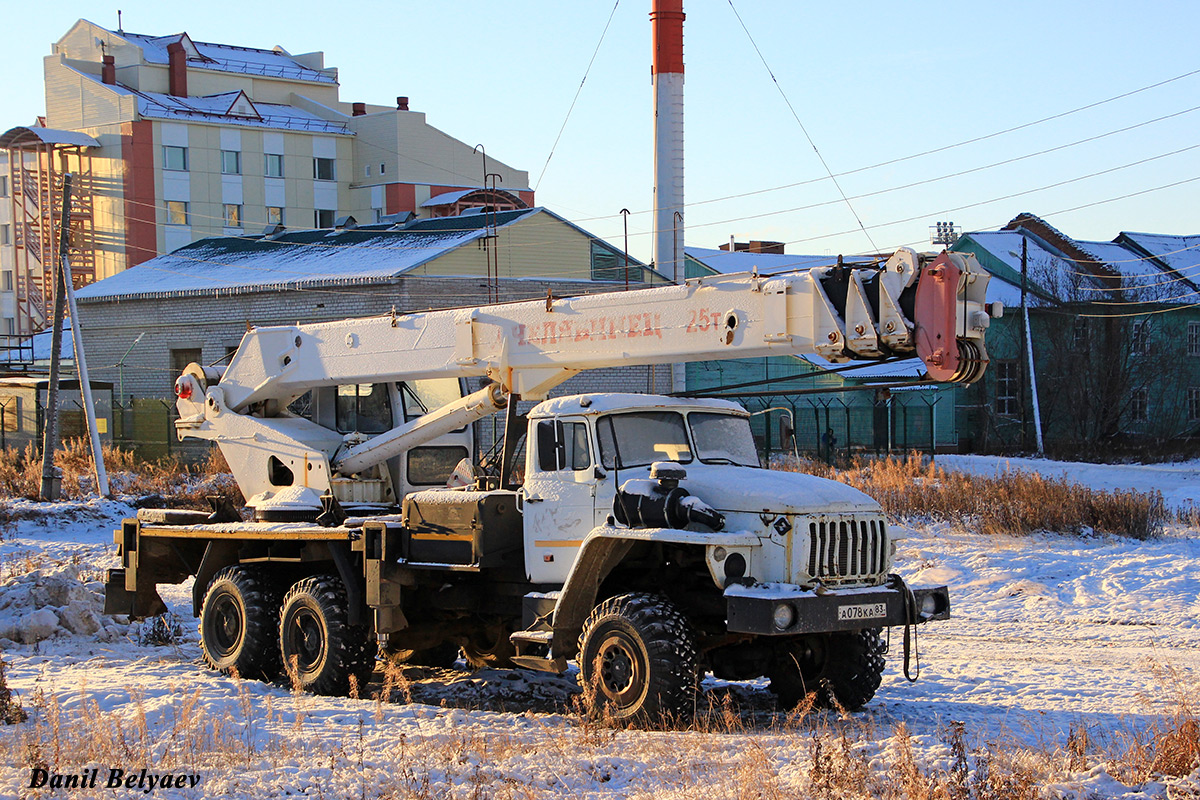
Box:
(651, 0, 684, 283)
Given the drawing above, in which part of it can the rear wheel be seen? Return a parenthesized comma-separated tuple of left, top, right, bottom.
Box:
(769, 628, 885, 711)
(279, 575, 376, 696)
(199, 566, 281, 680)
(577, 593, 698, 721)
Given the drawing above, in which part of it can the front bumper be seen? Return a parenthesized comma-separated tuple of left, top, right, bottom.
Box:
(724, 580, 950, 636)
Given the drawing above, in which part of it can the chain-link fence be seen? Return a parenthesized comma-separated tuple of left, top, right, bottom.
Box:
(0, 396, 212, 464)
(729, 391, 952, 464)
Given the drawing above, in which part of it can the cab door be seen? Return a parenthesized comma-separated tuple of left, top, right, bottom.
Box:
(521, 416, 599, 584)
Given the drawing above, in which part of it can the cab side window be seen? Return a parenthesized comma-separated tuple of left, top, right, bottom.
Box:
(335, 384, 391, 433)
(536, 420, 591, 471)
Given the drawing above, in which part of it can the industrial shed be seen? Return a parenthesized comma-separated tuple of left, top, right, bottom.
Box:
(74, 208, 667, 400)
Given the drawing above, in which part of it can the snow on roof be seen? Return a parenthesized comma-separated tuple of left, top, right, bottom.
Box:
(75, 209, 549, 301)
(530, 393, 747, 417)
(687, 247, 847, 275)
(421, 189, 475, 208)
(965, 230, 1200, 304)
(800, 354, 931, 381)
(135, 90, 349, 134)
(1120, 232, 1200, 277)
(0, 326, 74, 363)
(118, 31, 335, 84)
(0, 126, 99, 148)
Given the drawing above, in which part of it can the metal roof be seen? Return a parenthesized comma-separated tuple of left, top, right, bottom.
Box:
(0, 126, 99, 149)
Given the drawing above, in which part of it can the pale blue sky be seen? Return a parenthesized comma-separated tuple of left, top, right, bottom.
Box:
(3, 1, 1198, 261)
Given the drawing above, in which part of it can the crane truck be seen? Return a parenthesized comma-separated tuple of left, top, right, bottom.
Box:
(104, 248, 995, 719)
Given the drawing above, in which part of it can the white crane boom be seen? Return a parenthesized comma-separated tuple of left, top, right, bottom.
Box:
(172, 248, 994, 509)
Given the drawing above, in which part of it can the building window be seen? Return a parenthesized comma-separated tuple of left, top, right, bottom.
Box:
(1189, 322, 1200, 357)
(265, 153, 284, 178)
(1130, 387, 1149, 423)
(1072, 317, 1088, 350)
(374, 208, 384, 223)
(379, 163, 386, 175)
(1189, 387, 1200, 422)
(0, 175, 7, 197)
(162, 145, 188, 171)
(267, 206, 284, 225)
(996, 361, 1020, 416)
(313, 157, 336, 181)
(223, 204, 243, 228)
(590, 240, 640, 283)
(364, 164, 371, 178)
(314, 209, 335, 228)
(2, 396, 21, 432)
(0, 224, 9, 246)
(1, 272, 11, 292)
(1131, 319, 1150, 354)
(166, 200, 189, 225)
(3, 317, 13, 335)
(169, 348, 202, 390)
(221, 150, 241, 175)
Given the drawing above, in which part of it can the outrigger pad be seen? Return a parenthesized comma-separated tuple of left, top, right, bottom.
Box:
(103, 569, 168, 619)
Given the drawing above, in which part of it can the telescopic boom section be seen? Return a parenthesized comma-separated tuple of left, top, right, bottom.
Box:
(198, 248, 993, 417)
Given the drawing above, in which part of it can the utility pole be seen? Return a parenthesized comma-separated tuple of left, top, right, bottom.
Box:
(40, 173, 72, 501)
(1020, 237, 1045, 454)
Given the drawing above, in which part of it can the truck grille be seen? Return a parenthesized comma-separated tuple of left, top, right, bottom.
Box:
(807, 518, 887, 582)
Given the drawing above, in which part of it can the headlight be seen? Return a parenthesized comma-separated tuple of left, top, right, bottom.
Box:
(772, 602, 795, 631)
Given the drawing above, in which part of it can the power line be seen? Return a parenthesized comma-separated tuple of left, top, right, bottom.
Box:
(534, 0, 621, 192)
(725, 0, 878, 251)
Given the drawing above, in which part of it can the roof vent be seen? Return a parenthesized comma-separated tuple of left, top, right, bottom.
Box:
(388, 211, 419, 230)
(396, 96, 409, 111)
(262, 223, 286, 240)
(101, 55, 116, 85)
(334, 215, 358, 230)
(351, 102, 366, 117)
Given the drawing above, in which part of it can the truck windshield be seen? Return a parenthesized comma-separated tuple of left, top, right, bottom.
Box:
(596, 411, 692, 469)
(688, 412, 760, 467)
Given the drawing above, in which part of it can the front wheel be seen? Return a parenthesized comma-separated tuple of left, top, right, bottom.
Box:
(577, 593, 698, 721)
(279, 575, 376, 696)
(769, 628, 885, 711)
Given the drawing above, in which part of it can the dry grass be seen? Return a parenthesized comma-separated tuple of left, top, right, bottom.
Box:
(784, 454, 1168, 539)
(1, 667, 1196, 799)
(0, 439, 242, 508)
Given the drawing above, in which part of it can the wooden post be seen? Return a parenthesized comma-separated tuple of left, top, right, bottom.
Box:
(39, 173, 72, 501)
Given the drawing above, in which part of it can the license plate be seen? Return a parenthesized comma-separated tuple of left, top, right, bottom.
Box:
(838, 602, 887, 622)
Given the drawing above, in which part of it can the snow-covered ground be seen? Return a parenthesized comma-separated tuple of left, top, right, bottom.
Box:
(0, 480, 1197, 798)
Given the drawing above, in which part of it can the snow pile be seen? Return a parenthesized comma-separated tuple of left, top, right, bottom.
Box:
(0, 563, 127, 645)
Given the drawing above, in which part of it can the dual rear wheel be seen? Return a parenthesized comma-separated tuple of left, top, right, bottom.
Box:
(200, 568, 375, 696)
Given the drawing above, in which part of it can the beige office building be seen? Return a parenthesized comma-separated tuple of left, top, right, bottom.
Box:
(1, 19, 532, 335)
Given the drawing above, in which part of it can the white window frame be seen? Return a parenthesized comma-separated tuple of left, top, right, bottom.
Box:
(266, 206, 284, 225)
(221, 150, 242, 175)
(1189, 387, 1200, 422)
(162, 145, 188, 171)
(314, 209, 335, 228)
(313, 157, 336, 181)
(223, 203, 243, 229)
(265, 153, 284, 178)
(996, 360, 1020, 416)
(1188, 321, 1200, 358)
